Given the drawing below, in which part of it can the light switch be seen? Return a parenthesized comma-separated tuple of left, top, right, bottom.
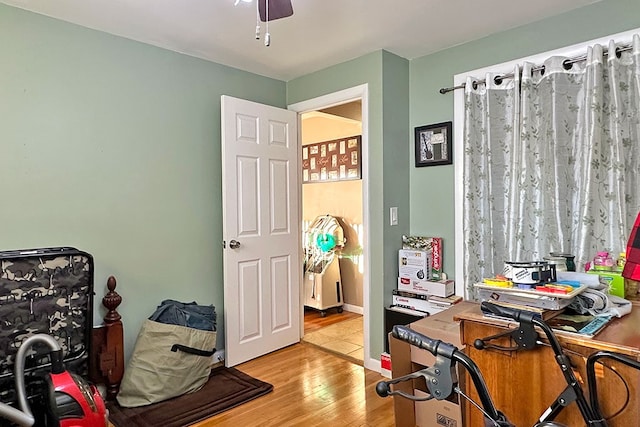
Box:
(390, 207, 398, 226)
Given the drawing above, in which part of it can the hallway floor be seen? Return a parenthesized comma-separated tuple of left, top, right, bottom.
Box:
(303, 308, 363, 365)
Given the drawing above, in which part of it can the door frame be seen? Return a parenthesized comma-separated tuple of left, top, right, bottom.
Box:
(289, 84, 375, 370)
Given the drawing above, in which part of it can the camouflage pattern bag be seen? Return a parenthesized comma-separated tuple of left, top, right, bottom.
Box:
(0, 247, 94, 405)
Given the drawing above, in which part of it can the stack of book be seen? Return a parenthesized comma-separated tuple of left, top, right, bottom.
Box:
(392, 289, 462, 315)
(393, 235, 459, 315)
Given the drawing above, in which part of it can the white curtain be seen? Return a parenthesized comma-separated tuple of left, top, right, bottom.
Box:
(462, 34, 640, 298)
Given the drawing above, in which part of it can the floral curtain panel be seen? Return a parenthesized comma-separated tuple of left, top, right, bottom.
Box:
(462, 34, 640, 298)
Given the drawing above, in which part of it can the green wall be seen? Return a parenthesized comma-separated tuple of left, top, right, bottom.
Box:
(289, 51, 411, 362)
(409, 0, 640, 284)
(0, 4, 285, 360)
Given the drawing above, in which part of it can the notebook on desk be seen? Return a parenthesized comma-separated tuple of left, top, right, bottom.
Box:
(546, 312, 612, 338)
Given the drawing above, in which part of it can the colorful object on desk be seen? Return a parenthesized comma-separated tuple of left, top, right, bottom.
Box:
(587, 269, 625, 298)
(535, 284, 574, 294)
(556, 280, 581, 288)
(593, 251, 614, 271)
(483, 277, 513, 288)
(617, 252, 626, 269)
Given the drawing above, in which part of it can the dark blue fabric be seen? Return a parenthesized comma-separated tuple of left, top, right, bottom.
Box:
(149, 299, 216, 331)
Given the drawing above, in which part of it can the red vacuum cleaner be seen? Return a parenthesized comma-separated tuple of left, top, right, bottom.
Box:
(0, 334, 108, 427)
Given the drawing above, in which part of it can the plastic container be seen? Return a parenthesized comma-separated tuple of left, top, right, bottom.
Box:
(549, 252, 576, 272)
(617, 252, 627, 270)
(625, 278, 639, 299)
(565, 255, 576, 272)
(544, 256, 568, 273)
(593, 251, 614, 271)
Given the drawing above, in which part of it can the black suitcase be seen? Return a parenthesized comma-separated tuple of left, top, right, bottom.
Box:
(0, 247, 94, 407)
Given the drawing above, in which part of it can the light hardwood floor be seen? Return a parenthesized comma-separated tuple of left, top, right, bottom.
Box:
(303, 308, 362, 334)
(302, 308, 364, 364)
(193, 342, 395, 427)
(108, 312, 392, 427)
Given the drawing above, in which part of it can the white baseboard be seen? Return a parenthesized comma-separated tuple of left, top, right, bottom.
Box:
(380, 367, 392, 378)
(343, 303, 363, 315)
(365, 356, 382, 374)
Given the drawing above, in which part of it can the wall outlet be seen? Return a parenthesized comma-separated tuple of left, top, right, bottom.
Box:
(212, 349, 225, 364)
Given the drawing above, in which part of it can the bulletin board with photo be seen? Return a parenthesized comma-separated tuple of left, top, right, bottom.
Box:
(302, 135, 362, 183)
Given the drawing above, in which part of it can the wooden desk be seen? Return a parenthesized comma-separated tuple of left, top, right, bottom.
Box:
(456, 304, 640, 426)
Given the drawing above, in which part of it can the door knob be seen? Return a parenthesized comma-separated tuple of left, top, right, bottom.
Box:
(229, 239, 241, 249)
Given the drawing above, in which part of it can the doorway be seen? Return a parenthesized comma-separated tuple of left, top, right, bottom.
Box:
(289, 85, 369, 367)
(300, 105, 363, 363)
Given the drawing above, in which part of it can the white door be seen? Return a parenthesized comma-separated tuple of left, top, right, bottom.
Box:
(221, 95, 300, 367)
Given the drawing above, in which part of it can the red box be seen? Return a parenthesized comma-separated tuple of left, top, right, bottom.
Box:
(381, 352, 392, 370)
(381, 352, 392, 378)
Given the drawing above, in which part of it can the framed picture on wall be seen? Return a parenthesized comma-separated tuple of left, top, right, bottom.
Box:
(302, 135, 362, 183)
(414, 121, 452, 167)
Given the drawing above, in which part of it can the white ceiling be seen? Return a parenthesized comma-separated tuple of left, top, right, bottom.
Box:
(2, 0, 599, 81)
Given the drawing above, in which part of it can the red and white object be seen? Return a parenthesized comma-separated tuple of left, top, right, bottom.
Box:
(402, 236, 443, 280)
(51, 371, 108, 427)
(399, 249, 433, 281)
(380, 352, 392, 378)
(398, 277, 455, 298)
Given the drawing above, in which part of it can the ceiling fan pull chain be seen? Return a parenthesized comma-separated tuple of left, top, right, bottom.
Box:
(255, 0, 261, 39)
(265, 0, 270, 46)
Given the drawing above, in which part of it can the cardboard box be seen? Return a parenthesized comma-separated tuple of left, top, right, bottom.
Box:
(399, 249, 432, 281)
(587, 269, 624, 297)
(409, 304, 466, 367)
(397, 277, 455, 297)
(389, 333, 417, 426)
(390, 302, 477, 427)
(403, 236, 444, 280)
(415, 389, 462, 427)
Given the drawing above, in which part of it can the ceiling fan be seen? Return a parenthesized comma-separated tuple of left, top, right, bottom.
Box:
(234, 0, 294, 46)
(234, 0, 293, 22)
(258, 0, 293, 22)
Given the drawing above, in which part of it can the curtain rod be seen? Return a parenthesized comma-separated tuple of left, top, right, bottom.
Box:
(439, 43, 634, 94)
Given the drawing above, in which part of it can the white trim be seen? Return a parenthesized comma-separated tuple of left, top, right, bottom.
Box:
(368, 357, 383, 375)
(453, 28, 640, 297)
(288, 84, 375, 370)
(454, 82, 465, 297)
(342, 303, 364, 315)
(301, 110, 361, 125)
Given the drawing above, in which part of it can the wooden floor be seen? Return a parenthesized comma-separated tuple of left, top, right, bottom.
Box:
(107, 310, 388, 427)
(303, 307, 364, 363)
(303, 307, 362, 334)
(192, 342, 395, 427)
